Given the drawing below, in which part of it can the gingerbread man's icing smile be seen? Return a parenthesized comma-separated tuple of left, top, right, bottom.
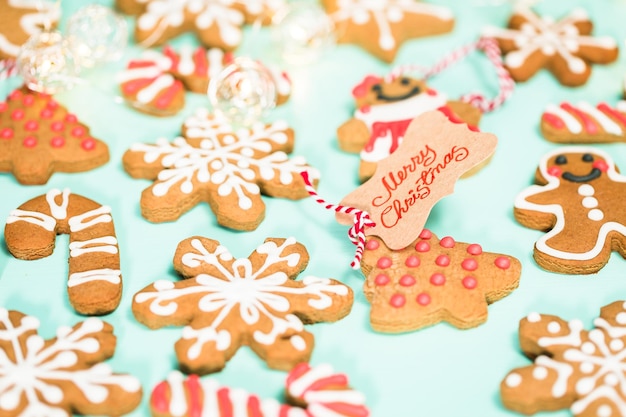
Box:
(548, 153, 608, 183)
(371, 77, 421, 102)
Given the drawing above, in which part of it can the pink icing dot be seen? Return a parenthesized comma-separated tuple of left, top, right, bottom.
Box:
(9, 90, 23, 100)
(65, 114, 77, 123)
(462, 276, 477, 290)
(71, 126, 86, 137)
(405, 255, 420, 267)
(435, 255, 450, 267)
(467, 244, 482, 255)
(0, 102, 7, 112)
(46, 100, 59, 110)
(430, 273, 446, 286)
(365, 239, 379, 250)
(51, 121, 64, 131)
(389, 294, 406, 308)
(23, 136, 37, 148)
(23, 95, 35, 106)
(416, 293, 431, 306)
(81, 138, 96, 151)
(439, 236, 455, 248)
(495, 256, 511, 269)
(50, 136, 65, 148)
(11, 109, 24, 120)
(399, 275, 416, 286)
(415, 241, 430, 252)
(24, 120, 39, 131)
(547, 166, 562, 177)
(0, 128, 14, 139)
(419, 229, 432, 239)
(40, 108, 54, 118)
(374, 274, 390, 286)
(461, 258, 478, 271)
(377, 256, 392, 269)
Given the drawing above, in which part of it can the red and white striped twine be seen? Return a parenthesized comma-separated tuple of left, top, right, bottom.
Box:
(300, 171, 375, 270)
(0, 59, 18, 82)
(385, 37, 514, 113)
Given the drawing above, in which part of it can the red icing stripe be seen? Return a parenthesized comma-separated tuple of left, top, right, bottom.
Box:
(128, 60, 158, 69)
(598, 103, 626, 129)
(224, 51, 235, 66)
(305, 375, 349, 394)
(194, 47, 208, 76)
(217, 387, 234, 417)
(155, 80, 184, 109)
(122, 77, 157, 94)
(324, 402, 370, 417)
(437, 106, 479, 132)
(186, 374, 202, 417)
(286, 362, 311, 386)
(560, 102, 598, 134)
(163, 45, 179, 71)
(542, 112, 565, 129)
(248, 395, 263, 417)
(150, 381, 170, 413)
(279, 404, 293, 417)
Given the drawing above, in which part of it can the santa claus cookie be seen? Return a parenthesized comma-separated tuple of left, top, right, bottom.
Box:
(0, 0, 60, 59)
(0, 87, 109, 185)
(322, 0, 454, 63)
(514, 147, 626, 274)
(0, 309, 142, 416)
(483, 7, 619, 86)
(501, 301, 626, 416)
(115, 0, 284, 50)
(541, 100, 626, 143)
(117, 45, 291, 116)
(337, 74, 482, 182)
(360, 230, 521, 333)
(132, 237, 353, 375)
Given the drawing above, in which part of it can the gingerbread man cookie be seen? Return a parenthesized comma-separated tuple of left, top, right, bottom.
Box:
(541, 100, 626, 143)
(501, 301, 626, 417)
(360, 230, 521, 332)
(0, 87, 110, 185)
(483, 7, 619, 86)
(132, 237, 353, 375)
(5, 188, 123, 315)
(115, 0, 284, 50)
(123, 108, 317, 231)
(514, 147, 626, 274)
(322, 0, 454, 63)
(0, 308, 142, 416)
(0, 0, 60, 59)
(151, 363, 369, 417)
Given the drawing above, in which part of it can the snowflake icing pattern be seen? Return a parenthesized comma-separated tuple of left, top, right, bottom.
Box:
(132, 237, 353, 374)
(502, 301, 626, 417)
(0, 309, 141, 417)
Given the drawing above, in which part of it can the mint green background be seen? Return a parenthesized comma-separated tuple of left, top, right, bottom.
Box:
(2, 1, 626, 416)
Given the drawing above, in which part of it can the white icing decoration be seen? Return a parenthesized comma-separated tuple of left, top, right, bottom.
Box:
(505, 372, 522, 387)
(6, 209, 56, 231)
(548, 321, 561, 334)
(533, 366, 548, 380)
(578, 184, 594, 197)
(1, 0, 60, 57)
(67, 268, 122, 288)
(544, 104, 582, 134)
(578, 102, 623, 135)
(588, 209, 604, 221)
(538, 319, 583, 347)
(69, 236, 118, 257)
(68, 206, 113, 232)
(544, 101, 626, 136)
(46, 188, 71, 219)
(526, 312, 541, 323)
(137, 74, 176, 104)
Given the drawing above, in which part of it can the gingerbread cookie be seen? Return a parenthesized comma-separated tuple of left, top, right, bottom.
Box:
(360, 230, 521, 332)
(133, 237, 353, 375)
(483, 7, 619, 86)
(117, 45, 291, 116)
(337, 74, 482, 182)
(5, 188, 123, 315)
(123, 108, 317, 231)
(541, 101, 626, 143)
(322, 0, 454, 63)
(151, 363, 368, 417)
(0, 87, 110, 185)
(115, 0, 284, 50)
(0, 308, 142, 416)
(501, 301, 626, 416)
(0, 0, 60, 59)
(514, 147, 626, 274)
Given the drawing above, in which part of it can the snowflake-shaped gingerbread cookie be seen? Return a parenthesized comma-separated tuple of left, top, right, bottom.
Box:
(502, 301, 626, 417)
(360, 230, 521, 332)
(0, 308, 142, 416)
(483, 7, 619, 86)
(322, 0, 454, 62)
(132, 237, 353, 375)
(123, 108, 317, 231)
(0, 0, 60, 59)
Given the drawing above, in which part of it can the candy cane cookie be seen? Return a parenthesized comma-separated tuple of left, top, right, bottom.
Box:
(4, 188, 123, 315)
(541, 101, 626, 143)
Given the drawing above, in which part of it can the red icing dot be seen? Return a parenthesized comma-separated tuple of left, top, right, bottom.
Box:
(40, 108, 54, 118)
(547, 166, 562, 177)
(399, 275, 416, 286)
(23, 136, 37, 148)
(439, 236, 455, 248)
(377, 256, 392, 269)
(365, 239, 379, 250)
(461, 258, 478, 271)
(65, 114, 77, 123)
(416, 293, 431, 306)
(405, 255, 420, 267)
(467, 244, 482, 255)
(81, 138, 96, 151)
(419, 229, 432, 239)
(415, 241, 430, 252)
(0, 102, 7, 112)
(23, 95, 35, 106)
(0, 128, 14, 139)
(430, 273, 446, 286)
(593, 160, 609, 172)
(46, 99, 59, 110)
(9, 90, 23, 100)
(495, 256, 511, 269)
(24, 120, 39, 131)
(72, 126, 86, 137)
(462, 276, 478, 290)
(51, 121, 64, 131)
(50, 136, 65, 147)
(435, 255, 450, 267)
(389, 294, 406, 308)
(11, 109, 24, 120)
(374, 274, 390, 286)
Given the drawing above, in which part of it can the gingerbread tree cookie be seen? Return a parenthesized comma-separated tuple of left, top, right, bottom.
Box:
(514, 147, 626, 274)
(322, 0, 454, 63)
(132, 236, 353, 375)
(123, 108, 317, 231)
(0, 87, 110, 185)
(501, 301, 626, 416)
(483, 7, 619, 86)
(0, 0, 59, 59)
(360, 230, 521, 332)
(0, 308, 142, 416)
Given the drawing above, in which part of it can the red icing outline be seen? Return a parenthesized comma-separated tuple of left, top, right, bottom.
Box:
(185, 374, 202, 417)
(217, 387, 234, 417)
(247, 395, 263, 417)
(150, 380, 169, 412)
(437, 106, 479, 132)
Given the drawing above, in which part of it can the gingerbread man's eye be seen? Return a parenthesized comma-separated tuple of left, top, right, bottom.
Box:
(400, 77, 410, 85)
(555, 155, 567, 165)
(582, 153, 594, 162)
(371, 84, 382, 92)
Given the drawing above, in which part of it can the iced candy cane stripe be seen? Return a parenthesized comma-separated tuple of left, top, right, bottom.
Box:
(4, 189, 124, 315)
